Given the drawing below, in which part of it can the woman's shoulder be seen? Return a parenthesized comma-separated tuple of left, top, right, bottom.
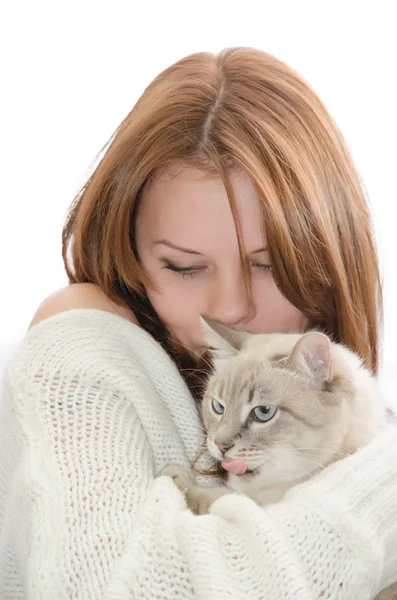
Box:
(29, 283, 138, 329)
(6, 285, 182, 399)
(7, 284, 169, 382)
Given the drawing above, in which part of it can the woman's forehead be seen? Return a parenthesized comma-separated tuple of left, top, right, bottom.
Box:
(138, 164, 266, 253)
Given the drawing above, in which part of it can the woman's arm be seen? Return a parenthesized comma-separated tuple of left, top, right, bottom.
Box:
(1, 301, 396, 599)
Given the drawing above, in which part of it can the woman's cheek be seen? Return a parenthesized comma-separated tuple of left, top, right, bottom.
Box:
(252, 279, 308, 333)
(146, 284, 204, 347)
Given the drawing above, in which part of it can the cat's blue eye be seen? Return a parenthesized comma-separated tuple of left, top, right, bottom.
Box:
(252, 404, 277, 422)
(212, 399, 225, 415)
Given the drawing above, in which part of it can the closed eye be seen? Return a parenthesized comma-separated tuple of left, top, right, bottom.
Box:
(252, 263, 272, 272)
(163, 262, 204, 279)
(163, 261, 272, 280)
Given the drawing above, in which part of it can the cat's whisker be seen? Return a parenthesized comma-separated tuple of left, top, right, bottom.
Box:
(298, 449, 349, 459)
(294, 468, 316, 479)
(260, 461, 296, 484)
(291, 455, 327, 471)
(264, 440, 349, 457)
(298, 447, 350, 459)
(179, 369, 211, 376)
(173, 341, 214, 371)
(281, 459, 320, 479)
(293, 446, 348, 453)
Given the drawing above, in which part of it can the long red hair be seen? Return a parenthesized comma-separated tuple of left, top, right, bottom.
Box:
(62, 47, 382, 398)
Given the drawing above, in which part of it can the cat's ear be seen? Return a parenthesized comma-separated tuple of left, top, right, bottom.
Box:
(199, 316, 249, 361)
(290, 331, 333, 383)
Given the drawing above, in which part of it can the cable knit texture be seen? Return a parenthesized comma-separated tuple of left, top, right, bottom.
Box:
(0, 308, 396, 599)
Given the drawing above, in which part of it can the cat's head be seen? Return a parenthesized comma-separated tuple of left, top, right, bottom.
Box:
(200, 317, 380, 485)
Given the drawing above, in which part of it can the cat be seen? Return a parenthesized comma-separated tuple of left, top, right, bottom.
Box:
(161, 318, 394, 599)
(161, 317, 386, 513)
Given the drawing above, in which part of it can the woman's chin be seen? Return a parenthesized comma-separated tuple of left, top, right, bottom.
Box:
(182, 343, 208, 359)
(194, 345, 208, 356)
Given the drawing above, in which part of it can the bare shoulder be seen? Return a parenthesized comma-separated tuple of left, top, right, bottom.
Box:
(29, 283, 138, 330)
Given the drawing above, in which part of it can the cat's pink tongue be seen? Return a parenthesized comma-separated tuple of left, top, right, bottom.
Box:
(221, 459, 248, 475)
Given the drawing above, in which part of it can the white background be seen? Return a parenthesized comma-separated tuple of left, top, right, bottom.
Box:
(0, 0, 396, 406)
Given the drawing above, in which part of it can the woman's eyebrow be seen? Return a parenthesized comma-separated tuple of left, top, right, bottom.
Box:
(153, 240, 204, 255)
(153, 239, 268, 255)
(251, 247, 268, 254)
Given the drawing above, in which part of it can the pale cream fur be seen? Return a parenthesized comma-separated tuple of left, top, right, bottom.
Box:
(162, 319, 386, 511)
(160, 320, 393, 598)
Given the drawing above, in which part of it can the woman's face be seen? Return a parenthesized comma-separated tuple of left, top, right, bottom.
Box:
(136, 164, 308, 355)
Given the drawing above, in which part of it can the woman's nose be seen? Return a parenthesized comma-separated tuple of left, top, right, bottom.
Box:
(205, 275, 255, 328)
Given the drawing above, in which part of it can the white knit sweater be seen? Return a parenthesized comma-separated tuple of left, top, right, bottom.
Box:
(0, 309, 397, 600)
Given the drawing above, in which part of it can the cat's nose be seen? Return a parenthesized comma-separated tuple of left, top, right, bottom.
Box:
(215, 441, 234, 454)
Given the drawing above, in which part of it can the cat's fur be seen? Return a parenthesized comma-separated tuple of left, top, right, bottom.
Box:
(161, 317, 386, 513)
(161, 318, 392, 597)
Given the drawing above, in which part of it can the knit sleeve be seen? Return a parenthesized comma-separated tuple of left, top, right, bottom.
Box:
(1, 310, 396, 600)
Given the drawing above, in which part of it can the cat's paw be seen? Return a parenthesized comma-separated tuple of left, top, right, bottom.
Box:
(185, 486, 231, 515)
(185, 488, 212, 515)
(159, 463, 194, 492)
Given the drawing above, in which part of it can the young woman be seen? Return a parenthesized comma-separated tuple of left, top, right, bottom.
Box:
(1, 47, 396, 599)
